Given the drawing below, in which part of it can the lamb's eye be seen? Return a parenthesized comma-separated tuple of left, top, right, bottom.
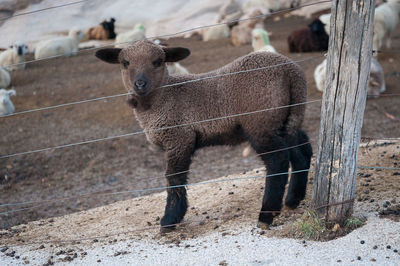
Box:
(153, 58, 162, 68)
(122, 60, 129, 69)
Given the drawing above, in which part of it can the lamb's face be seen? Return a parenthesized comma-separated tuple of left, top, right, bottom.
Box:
(0, 89, 15, 104)
(95, 40, 190, 97)
(119, 43, 167, 96)
(309, 19, 325, 34)
(12, 42, 28, 56)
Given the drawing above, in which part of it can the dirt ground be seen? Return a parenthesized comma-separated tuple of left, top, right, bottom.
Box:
(1, 14, 399, 231)
(0, 142, 399, 254)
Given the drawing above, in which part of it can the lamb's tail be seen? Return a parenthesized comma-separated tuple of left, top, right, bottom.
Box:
(285, 64, 307, 137)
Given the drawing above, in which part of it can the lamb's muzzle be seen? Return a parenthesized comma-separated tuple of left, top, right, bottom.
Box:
(133, 73, 150, 96)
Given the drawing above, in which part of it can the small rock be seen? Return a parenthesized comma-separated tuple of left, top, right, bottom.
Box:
(228, 192, 234, 195)
(357, 256, 361, 260)
(360, 240, 365, 244)
(56, 250, 65, 256)
(373, 245, 378, 249)
(6, 251, 15, 257)
(393, 249, 398, 253)
(387, 245, 391, 249)
(332, 224, 340, 232)
(1, 247, 8, 253)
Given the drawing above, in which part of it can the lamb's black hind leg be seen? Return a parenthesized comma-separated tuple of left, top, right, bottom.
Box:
(249, 135, 290, 228)
(160, 146, 194, 233)
(285, 130, 313, 209)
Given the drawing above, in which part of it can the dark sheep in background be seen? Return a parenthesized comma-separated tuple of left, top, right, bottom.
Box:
(87, 18, 116, 40)
(95, 40, 312, 232)
(103, 18, 116, 39)
(288, 18, 329, 53)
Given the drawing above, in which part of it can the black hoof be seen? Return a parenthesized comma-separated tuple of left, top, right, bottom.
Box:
(285, 197, 302, 209)
(160, 224, 176, 234)
(258, 212, 274, 226)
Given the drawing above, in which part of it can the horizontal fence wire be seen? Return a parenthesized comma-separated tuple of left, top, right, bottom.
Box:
(0, 54, 326, 159)
(361, 137, 400, 141)
(0, 99, 321, 160)
(0, 0, 91, 21)
(0, 141, 312, 210)
(0, 134, 398, 210)
(2, 0, 332, 69)
(0, 197, 367, 249)
(1, 162, 399, 215)
(0, 55, 324, 119)
(372, 50, 400, 54)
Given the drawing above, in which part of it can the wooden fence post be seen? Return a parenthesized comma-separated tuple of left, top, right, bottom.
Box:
(311, 0, 376, 222)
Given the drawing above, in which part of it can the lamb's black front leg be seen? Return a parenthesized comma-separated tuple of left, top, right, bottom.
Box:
(160, 144, 194, 233)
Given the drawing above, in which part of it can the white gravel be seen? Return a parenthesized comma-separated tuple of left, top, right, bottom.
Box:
(1, 216, 399, 265)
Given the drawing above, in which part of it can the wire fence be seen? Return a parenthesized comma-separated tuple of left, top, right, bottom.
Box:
(0, 0, 91, 22)
(0, 133, 398, 217)
(1, 161, 398, 217)
(1, 197, 357, 249)
(0, 55, 324, 119)
(1, 0, 400, 252)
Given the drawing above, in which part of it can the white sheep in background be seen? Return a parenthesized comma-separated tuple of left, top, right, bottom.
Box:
(314, 57, 386, 98)
(251, 28, 276, 52)
(0, 41, 28, 71)
(319, 13, 331, 35)
(153, 39, 190, 75)
(0, 67, 11, 88)
(167, 63, 190, 75)
(231, 9, 265, 46)
(217, 0, 243, 27)
(34, 28, 84, 60)
(115, 24, 146, 48)
(201, 24, 230, 41)
(373, 0, 400, 53)
(243, 0, 300, 13)
(243, 0, 280, 13)
(0, 89, 16, 116)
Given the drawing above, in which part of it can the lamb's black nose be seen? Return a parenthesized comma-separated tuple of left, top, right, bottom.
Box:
(135, 80, 147, 88)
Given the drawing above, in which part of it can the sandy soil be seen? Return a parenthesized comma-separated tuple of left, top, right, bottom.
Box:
(0, 142, 399, 264)
(0, 14, 400, 232)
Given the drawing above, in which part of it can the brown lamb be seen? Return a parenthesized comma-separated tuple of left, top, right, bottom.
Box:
(95, 40, 312, 232)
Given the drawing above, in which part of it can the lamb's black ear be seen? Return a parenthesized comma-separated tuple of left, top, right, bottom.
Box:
(95, 48, 122, 64)
(163, 47, 190, 62)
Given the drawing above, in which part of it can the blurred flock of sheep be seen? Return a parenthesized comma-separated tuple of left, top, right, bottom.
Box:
(0, 0, 399, 116)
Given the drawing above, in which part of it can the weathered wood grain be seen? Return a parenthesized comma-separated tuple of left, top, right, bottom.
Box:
(311, 0, 376, 222)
